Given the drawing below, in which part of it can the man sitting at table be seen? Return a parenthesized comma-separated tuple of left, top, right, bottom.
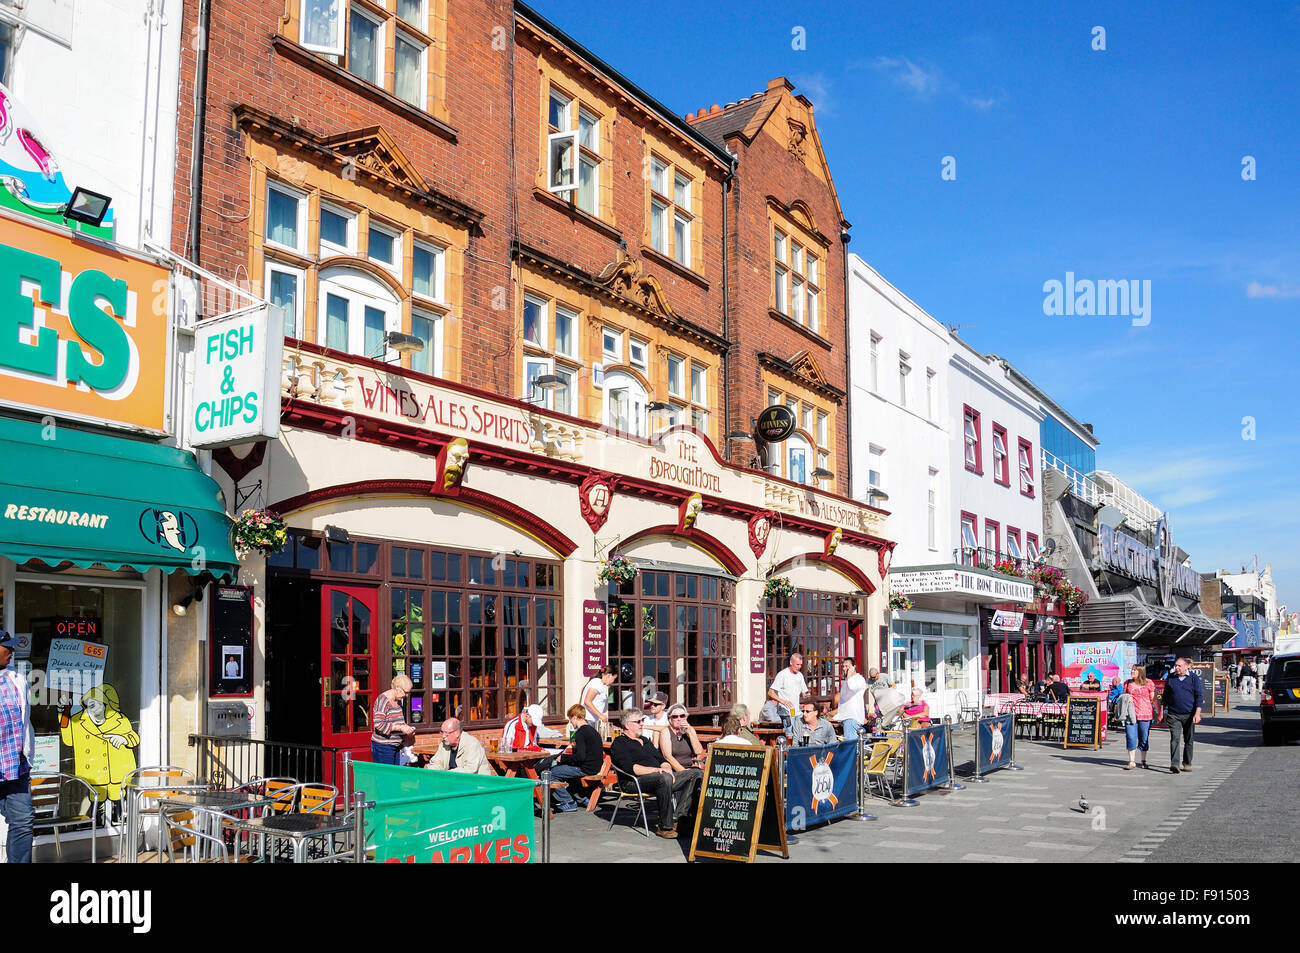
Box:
(641, 692, 670, 746)
(791, 696, 838, 746)
(610, 710, 700, 839)
(548, 705, 604, 813)
(501, 704, 545, 752)
(427, 718, 491, 776)
(1045, 674, 1071, 703)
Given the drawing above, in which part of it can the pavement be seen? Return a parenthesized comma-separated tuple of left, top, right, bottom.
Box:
(535, 696, 1279, 863)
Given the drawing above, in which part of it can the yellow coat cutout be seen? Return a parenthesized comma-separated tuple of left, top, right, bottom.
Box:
(59, 684, 139, 802)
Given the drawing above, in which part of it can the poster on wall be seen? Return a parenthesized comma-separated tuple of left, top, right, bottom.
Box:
(1061, 641, 1137, 691)
(209, 586, 253, 698)
(46, 635, 108, 712)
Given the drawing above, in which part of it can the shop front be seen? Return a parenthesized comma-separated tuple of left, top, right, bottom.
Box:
(0, 210, 240, 857)
(889, 565, 1036, 716)
(979, 602, 1065, 692)
(226, 342, 893, 754)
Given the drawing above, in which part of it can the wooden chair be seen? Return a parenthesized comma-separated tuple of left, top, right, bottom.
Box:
(30, 772, 100, 863)
(298, 783, 338, 816)
(579, 754, 614, 812)
(161, 806, 247, 863)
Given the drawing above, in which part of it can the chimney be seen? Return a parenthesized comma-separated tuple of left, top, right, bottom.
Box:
(767, 76, 794, 93)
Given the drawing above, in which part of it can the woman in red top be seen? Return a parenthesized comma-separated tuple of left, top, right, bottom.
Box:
(1123, 665, 1160, 769)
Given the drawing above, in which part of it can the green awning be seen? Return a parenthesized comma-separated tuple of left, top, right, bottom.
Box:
(0, 416, 239, 579)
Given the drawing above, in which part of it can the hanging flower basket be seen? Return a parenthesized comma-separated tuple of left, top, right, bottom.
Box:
(888, 592, 913, 612)
(231, 508, 288, 557)
(597, 555, 638, 586)
(763, 576, 796, 601)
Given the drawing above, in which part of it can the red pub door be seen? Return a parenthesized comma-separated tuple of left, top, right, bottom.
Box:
(321, 584, 380, 768)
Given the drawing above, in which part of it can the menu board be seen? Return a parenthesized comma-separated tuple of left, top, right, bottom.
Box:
(1213, 676, 1228, 715)
(688, 744, 787, 863)
(1189, 662, 1215, 708)
(1064, 696, 1101, 749)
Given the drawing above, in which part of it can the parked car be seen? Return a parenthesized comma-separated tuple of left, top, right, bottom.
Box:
(1260, 652, 1300, 745)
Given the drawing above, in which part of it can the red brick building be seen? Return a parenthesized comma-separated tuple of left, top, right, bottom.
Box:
(171, 0, 891, 758)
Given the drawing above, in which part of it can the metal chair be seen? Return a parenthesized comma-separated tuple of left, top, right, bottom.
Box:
(956, 691, 979, 726)
(607, 765, 656, 837)
(298, 783, 338, 816)
(161, 805, 240, 863)
(865, 737, 903, 800)
(30, 772, 100, 863)
(120, 765, 196, 861)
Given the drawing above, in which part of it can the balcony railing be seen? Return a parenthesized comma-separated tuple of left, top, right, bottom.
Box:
(1040, 449, 1100, 505)
(954, 547, 1039, 574)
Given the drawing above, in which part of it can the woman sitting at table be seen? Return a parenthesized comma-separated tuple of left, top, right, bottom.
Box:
(902, 689, 931, 726)
(660, 704, 707, 771)
(717, 712, 756, 745)
(548, 705, 604, 812)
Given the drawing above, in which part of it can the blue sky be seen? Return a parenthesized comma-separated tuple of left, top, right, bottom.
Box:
(529, 0, 1300, 613)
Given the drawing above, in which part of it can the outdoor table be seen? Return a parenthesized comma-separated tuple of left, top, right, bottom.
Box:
(123, 779, 213, 863)
(751, 726, 789, 746)
(487, 750, 558, 811)
(158, 791, 279, 862)
(222, 812, 353, 863)
(537, 736, 571, 749)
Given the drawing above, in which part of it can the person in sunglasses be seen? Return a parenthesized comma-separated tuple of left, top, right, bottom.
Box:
(791, 695, 837, 746)
(659, 704, 706, 772)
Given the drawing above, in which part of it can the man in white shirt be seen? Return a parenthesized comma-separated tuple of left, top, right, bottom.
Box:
(767, 653, 808, 736)
(830, 658, 868, 740)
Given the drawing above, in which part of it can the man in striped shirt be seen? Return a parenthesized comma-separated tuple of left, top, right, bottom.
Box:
(0, 630, 34, 863)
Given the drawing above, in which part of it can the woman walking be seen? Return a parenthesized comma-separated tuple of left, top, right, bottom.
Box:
(1123, 665, 1159, 770)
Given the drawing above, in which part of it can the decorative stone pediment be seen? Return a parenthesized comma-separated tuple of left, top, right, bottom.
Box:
(321, 125, 429, 193)
(596, 254, 680, 321)
(787, 119, 808, 161)
(790, 350, 828, 388)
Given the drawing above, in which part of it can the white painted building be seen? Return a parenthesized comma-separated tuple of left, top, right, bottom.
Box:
(0, 0, 182, 249)
(848, 253, 1047, 718)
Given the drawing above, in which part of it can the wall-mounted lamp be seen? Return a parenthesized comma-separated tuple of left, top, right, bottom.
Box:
(813, 467, 835, 481)
(324, 524, 350, 544)
(172, 589, 205, 617)
(373, 330, 425, 362)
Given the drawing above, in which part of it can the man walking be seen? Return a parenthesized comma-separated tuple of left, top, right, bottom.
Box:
(1161, 657, 1202, 774)
(0, 630, 34, 863)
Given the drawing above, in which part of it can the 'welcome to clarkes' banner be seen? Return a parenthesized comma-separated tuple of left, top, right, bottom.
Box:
(352, 761, 536, 863)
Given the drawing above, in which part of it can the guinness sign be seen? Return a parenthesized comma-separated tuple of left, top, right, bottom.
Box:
(756, 406, 796, 442)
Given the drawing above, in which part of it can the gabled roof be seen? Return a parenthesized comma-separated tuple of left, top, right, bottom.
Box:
(687, 77, 849, 230)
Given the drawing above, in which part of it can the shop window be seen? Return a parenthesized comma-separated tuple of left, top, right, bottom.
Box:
(393, 547, 563, 727)
(15, 580, 144, 795)
(764, 589, 863, 706)
(607, 569, 734, 715)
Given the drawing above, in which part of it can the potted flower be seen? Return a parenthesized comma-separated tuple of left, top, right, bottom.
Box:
(763, 576, 796, 601)
(993, 558, 1025, 578)
(597, 555, 638, 586)
(231, 508, 288, 557)
(888, 592, 913, 612)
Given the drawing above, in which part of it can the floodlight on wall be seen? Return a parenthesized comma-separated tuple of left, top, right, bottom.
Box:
(324, 524, 350, 544)
(64, 186, 113, 227)
(647, 401, 672, 413)
(867, 487, 890, 502)
(813, 467, 835, 480)
(530, 374, 565, 393)
(372, 330, 425, 361)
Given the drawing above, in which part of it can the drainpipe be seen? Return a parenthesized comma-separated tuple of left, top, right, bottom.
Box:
(187, 0, 212, 264)
(721, 155, 736, 460)
(840, 227, 852, 496)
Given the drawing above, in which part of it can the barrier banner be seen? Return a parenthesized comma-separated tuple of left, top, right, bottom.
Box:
(976, 713, 1013, 774)
(904, 723, 950, 796)
(352, 761, 537, 863)
(782, 739, 859, 830)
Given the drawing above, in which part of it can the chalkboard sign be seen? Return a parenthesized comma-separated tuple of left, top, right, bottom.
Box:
(209, 585, 253, 698)
(1213, 675, 1228, 715)
(1063, 696, 1101, 749)
(1189, 662, 1214, 708)
(688, 744, 788, 863)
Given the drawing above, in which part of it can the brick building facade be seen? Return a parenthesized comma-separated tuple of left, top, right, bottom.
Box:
(169, 0, 892, 758)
